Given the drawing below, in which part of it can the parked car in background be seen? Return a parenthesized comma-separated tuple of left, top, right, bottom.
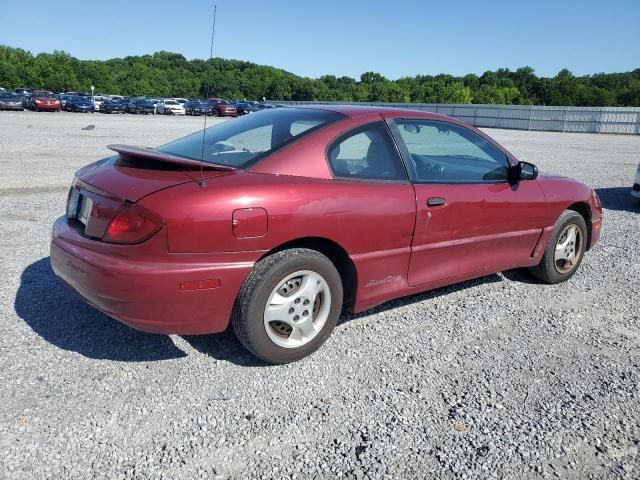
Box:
(24, 90, 54, 110)
(30, 92, 61, 112)
(256, 103, 276, 110)
(184, 100, 214, 116)
(147, 98, 161, 113)
(0, 92, 25, 111)
(157, 99, 185, 115)
(49, 105, 602, 364)
(15, 88, 32, 96)
(93, 96, 109, 111)
(208, 98, 237, 117)
(632, 163, 640, 202)
(124, 99, 140, 114)
(58, 94, 73, 108)
(65, 96, 94, 113)
(173, 97, 188, 105)
(128, 98, 156, 115)
(234, 102, 258, 115)
(21, 94, 32, 109)
(100, 99, 127, 114)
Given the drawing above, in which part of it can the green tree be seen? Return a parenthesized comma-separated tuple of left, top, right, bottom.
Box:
(0, 45, 637, 106)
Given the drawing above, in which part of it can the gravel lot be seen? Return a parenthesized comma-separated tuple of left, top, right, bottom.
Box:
(1, 110, 639, 479)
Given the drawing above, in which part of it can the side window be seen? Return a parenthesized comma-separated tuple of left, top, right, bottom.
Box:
(394, 119, 510, 183)
(327, 122, 405, 181)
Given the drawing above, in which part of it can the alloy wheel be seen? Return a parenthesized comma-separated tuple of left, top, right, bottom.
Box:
(263, 270, 331, 349)
(554, 224, 583, 274)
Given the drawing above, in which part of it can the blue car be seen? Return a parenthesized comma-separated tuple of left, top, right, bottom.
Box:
(184, 100, 214, 116)
(65, 96, 94, 113)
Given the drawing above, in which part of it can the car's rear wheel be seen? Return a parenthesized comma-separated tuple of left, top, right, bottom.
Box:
(528, 209, 587, 284)
(232, 248, 343, 364)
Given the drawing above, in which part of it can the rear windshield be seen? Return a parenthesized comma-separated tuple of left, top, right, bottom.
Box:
(157, 108, 345, 169)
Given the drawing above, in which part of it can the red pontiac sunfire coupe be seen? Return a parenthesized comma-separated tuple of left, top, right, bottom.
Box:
(51, 106, 602, 363)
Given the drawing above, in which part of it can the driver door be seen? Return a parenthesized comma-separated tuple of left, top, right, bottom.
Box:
(390, 118, 546, 287)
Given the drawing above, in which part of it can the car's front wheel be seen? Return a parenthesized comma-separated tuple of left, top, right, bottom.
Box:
(529, 209, 587, 283)
(232, 248, 343, 364)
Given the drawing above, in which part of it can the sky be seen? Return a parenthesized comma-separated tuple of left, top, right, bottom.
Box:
(1, 0, 639, 80)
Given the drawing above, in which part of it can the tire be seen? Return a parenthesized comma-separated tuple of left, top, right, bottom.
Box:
(232, 248, 343, 364)
(528, 209, 587, 284)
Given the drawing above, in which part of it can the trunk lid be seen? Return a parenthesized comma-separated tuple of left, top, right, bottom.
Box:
(77, 144, 235, 202)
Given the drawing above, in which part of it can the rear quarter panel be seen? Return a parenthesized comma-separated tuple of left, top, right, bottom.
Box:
(138, 171, 417, 312)
(138, 172, 415, 255)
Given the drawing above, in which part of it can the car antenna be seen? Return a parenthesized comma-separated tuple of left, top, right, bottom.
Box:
(199, 3, 217, 188)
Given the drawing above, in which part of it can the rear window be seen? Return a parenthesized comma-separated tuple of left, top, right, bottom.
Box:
(157, 108, 345, 169)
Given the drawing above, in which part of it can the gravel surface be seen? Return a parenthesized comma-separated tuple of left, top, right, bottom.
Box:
(1, 110, 639, 479)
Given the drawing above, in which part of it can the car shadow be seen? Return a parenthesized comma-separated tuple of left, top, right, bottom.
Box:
(15, 258, 187, 362)
(595, 187, 639, 213)
(182, 330, 269, 367)
(15, 259, 535, 366)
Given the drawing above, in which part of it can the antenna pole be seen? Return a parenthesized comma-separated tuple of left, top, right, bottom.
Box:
(199, 4, 217, 187)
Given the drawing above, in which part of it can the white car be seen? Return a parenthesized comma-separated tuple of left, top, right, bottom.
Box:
(92, 96, 108, 111)
(173, 97, 188, 105)
(632, 162, 640, 201)
(157, 100, 185, 115)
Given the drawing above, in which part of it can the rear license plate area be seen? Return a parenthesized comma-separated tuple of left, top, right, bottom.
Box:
(77, 196, 94, 226)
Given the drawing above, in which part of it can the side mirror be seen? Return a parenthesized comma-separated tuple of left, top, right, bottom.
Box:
(403, 123, 421, 134)
(517, 161, 538, 180)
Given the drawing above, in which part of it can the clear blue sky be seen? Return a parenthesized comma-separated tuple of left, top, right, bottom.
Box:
(1, 0, 638, 79)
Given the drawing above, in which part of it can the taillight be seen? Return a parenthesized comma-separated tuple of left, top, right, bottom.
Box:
(103, 204, 163, 244)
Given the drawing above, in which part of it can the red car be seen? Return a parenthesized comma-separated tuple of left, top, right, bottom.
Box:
(31, 92, 61, 112)
(208, 98, 237, 116)
(50, 106, 602, 363)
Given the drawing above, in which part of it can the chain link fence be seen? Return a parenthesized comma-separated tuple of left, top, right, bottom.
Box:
(275, 101, 640, 135)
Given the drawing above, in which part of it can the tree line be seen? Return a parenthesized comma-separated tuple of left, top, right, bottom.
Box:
(1, 45, 639, 106)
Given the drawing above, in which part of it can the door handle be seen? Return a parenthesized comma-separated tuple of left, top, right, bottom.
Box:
(427, 197, 447, 207)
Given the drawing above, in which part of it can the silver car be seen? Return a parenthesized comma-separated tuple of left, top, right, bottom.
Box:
(0, 93, 25, 111)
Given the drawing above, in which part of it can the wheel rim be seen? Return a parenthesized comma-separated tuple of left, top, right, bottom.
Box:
(554, 224, 583, 274)
(263, 270, 331, 349)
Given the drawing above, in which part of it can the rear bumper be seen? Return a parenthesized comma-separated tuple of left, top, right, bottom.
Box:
(50, 216, 259, 335)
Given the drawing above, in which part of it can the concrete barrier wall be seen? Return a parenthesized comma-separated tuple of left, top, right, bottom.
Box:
(275, 101, 640, 135)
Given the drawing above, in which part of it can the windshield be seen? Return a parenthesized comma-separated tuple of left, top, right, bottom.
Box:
(157, 108, 345, 169)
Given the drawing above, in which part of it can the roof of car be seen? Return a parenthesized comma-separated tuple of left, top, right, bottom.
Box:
(287, 103, 454, 121)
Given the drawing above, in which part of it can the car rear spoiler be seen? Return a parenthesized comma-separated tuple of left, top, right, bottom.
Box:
(107, 144, 237, 171)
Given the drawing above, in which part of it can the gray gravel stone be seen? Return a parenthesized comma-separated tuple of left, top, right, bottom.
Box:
(0, 111, 639, 479)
